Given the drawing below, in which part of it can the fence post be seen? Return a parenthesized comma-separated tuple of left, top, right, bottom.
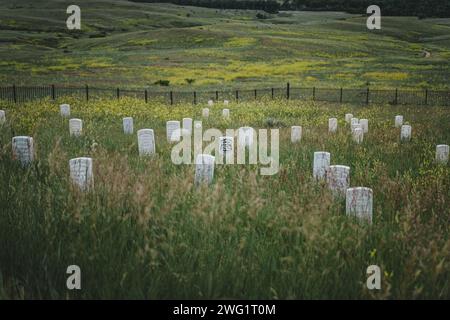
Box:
(313, 87, 316, 101)
(85, 85, 89, 101)
(340, 88, 343, 103)
(170, 91, 173, 105)
(117, 88, 120, 100)
(366, 87, 370, 105)
(145, 89, 148, 103)
(235, 90, 239, 103)
(424, 89, 428, 105)
(271, 88, 274, 99)
(194, 91, 197, 105)
(215, 91, 218, 101)
(287, 82, 290, 100)
(13, 84, 17, 103)
(394, 88, 398, 105)
(52, 84, 55, 100)
(254, 89, 257, 100)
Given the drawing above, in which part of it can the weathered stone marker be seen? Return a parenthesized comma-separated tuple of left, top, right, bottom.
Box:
(328, 118, 338, 133)
(291, 126, 302, 143)
(69, 157, 94, 190)
(327, 165, 350, 196)
(208, 100, 214, 106)
(224, 100, 229, 105)
(345, 113, 353, 123)
(436, 144, 449, 164)
(359, 119, 369, 133)
(351, 123, 362, 133)
(202, 108, 209, 118)
(12, 136, 34, 166)
(350, 118, 359, 127)
(395, 115, 403, 128)
(222, 109, 230, 118)
(353, 127, 364, 144)
(60, 104, 70, 117)
(346, 187, 373, 224)
(0, 110, 5, 124)
(219, 136, 234, 159)
(195, 154, 215, 185)
(167, 120, 181, 142)
(400, 125, 412, 141)
(137, 129, 156, 156)
(182, 118, 193, 135)
(313, 152, 330, 180)
(69, 118, 83, 137)
(123, 117, 134, 134)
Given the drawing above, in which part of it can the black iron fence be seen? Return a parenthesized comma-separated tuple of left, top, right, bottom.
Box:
(1, 84, 449, 106)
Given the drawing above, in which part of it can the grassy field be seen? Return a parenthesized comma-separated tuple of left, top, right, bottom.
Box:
(0, 97, 449, 299)
(1, 0, 450, 89)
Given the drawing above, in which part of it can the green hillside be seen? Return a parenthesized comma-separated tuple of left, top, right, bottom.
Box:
(0, 0, 449, 89)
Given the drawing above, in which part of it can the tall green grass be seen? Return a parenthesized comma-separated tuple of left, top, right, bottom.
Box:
(0, 98, 449, 299)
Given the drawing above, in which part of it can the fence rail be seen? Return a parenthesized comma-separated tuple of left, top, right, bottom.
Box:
(1, 84, 449, 106)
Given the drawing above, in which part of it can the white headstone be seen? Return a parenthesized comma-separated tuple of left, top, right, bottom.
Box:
(219, 136, 234, 156)
(238, 127, 254, 148)
(137, 129, 155, 156)
(69, 118, 83, 137)
(202, 108, 209, 118)
(208, 100, 214, 107)
(0, 110, 5, 125)
(351, 123, 362, 133)
(359, 119, 369, 133)
(345, 114, 353, 123)
(400, 125, 411, 141)
(327, 165, 350, 196)
(353, 128, 364, 144)
(182, 118, 192, 135)
(313, 152, 331, 180)
(195, 154, 215, 185)
(12, 136, 34, 166)
(222, 109, 230, 118)
(69, 157, 94, 190)
(346, 187, 373, 224)
(328, 118, 337, 133)
(395, 115, 403, 128)
(60, 104, 70, 117)
(166, 120, 181, 142)
(436, 144, 449, 164)
(224, 100, 229, 105)
(350, 118, 359, 126)
(291, 126, 302, 143)
(123, 117, 133, 134)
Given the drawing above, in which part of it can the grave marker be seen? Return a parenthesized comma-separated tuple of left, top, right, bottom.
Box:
(400, 125, 411, 141)
(359, 119, 369, 133)
(202, 108, 209, 118)
(60, 104, 70, 117)
(395, 115, 403, 128)
(0, 110, 5, 125)
(12, 136, 34, 166)
(123, 117, 133, 134)
(327, 165, 350, 196)
(137, 129, 155, 156)
(222, 109, 230, 119)
(346, 187, 373, 224)
(436, 144, 449, 164)
(291, 126, 302, 143)
(167, 120, 181, 142)
(328, 118, 337, 133)
(195, 154, 215, 185)
(313, 152, 331, 180)
(69, 118, 83, 137)
(69, 157, 94, 190)
(345, 114, 353, 123)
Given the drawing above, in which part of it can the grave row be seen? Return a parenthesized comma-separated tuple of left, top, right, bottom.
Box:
(1, 104, 449, 225)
